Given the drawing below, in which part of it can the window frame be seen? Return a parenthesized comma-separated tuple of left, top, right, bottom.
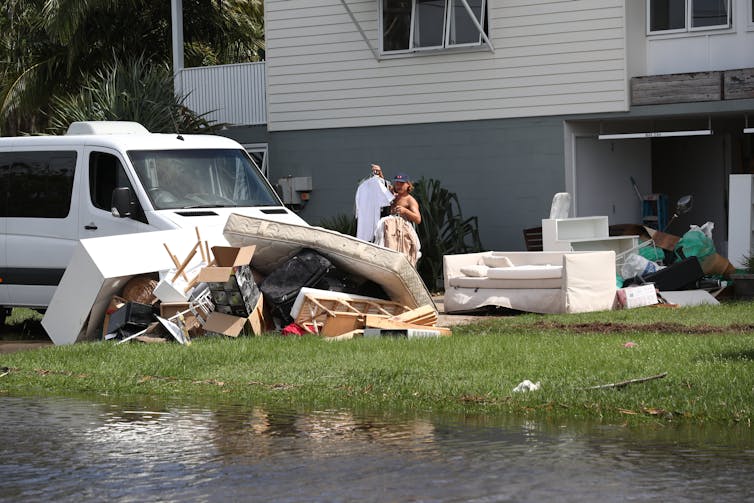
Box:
(647, 0, 732, 35)
(379, 0, 489, 56)
(749, 0, 754, 28)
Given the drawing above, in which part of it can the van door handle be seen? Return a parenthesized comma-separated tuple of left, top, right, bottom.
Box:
(84, 224, 98, 230)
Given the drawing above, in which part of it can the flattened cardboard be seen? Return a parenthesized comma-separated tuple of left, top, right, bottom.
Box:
(211, 245, 256, 267)
(203, 311, 249, 337)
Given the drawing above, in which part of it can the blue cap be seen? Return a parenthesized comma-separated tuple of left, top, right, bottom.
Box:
(393, 173, 411, 183)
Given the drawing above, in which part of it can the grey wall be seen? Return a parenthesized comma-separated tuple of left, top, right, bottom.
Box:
(652, 134, 730, 252)
(225, 117, 567, 251)
(574, 136, 651, 223)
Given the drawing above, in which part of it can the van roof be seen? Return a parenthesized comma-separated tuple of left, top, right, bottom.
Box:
(0, 131, 244, 151)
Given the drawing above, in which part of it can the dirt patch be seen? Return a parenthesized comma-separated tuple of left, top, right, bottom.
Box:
(0, 340, 53, 354)
(528, 321, 754, 334)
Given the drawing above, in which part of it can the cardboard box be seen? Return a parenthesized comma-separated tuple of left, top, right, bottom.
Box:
(616, 284, 658, 309)
(197, 245, 260, 318)
(202, 294, 269, 337)
(160, 302, 200, 333)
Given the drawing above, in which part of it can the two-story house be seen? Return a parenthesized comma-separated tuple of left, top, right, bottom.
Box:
(183, 0, 754, 255)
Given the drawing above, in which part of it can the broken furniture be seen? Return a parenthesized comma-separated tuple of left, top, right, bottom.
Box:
(290, 287, 412, 336)
(542, 215, 639, 256)
(443, 250, 617, 314)
(221, 213, 435, 311)
(42, 226, 228, 345)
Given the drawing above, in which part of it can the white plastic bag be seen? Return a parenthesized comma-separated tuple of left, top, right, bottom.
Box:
(688, 221, 714, 239)
(620, 253, 661, 279)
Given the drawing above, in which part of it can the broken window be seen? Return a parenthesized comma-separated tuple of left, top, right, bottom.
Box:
(381, 0, 489, 54)
(648, 0, 731, 33)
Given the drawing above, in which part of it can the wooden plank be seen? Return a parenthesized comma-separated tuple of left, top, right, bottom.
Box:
(321, 313, 364, 337)
(724, 68, 754, 100)
(365, 315, 452, 336)
(390, 305, 438, 326)
(631, 72, 721, 106)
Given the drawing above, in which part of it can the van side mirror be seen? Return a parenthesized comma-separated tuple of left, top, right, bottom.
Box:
(111, 187, 134, 218)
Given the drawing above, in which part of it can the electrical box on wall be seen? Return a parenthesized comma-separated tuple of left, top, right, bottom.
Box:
(277, 176, 313, 208)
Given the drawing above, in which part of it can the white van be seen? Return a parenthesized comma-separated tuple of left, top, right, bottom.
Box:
(0, 121, 306, 316)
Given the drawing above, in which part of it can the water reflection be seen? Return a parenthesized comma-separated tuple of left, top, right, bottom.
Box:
(2, 395, 754, 502)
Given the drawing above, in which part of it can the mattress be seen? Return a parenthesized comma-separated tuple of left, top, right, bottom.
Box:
(222, 214, 435, 311)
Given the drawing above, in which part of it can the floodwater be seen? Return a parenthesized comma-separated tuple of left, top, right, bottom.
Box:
(2, 396, 754, 502)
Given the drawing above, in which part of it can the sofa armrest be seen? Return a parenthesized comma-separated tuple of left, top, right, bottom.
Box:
(443, 252, 488, 291)
(562, 251, 617, 313)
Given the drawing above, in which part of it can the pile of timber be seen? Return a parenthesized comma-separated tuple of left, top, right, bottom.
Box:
(291, 292, 450, 341)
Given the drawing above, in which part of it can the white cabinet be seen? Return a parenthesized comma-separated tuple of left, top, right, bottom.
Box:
(728, 174, 754, 269)
(542, 216, 638, 254)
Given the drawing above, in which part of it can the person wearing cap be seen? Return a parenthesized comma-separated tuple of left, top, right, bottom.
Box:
(390, 172, 421, 225)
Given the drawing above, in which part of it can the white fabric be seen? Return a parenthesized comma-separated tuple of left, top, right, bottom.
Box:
(482, 254, 514, 268)
(448, 276, 562, 289)
(355, 176, 394, 242)
(562, 251, 617, 313)
(374, 215, 422, 263)
(486, 264, 562, 280)
(460, 265, 489, 277)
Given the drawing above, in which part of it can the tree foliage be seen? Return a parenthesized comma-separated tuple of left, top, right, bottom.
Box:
(413, 178, 483, 290)
(0, 0, 264, 135)
(46, 56, 216, 135)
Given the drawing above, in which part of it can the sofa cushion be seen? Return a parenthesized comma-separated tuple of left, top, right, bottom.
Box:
(487, 264, 563, 280)
(460, 265, 490, 277)
(482, 254, 514, 268)
(448, 276, 562, 289)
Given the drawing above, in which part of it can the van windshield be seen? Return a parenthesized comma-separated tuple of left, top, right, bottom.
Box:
(128, 149, 280, 210)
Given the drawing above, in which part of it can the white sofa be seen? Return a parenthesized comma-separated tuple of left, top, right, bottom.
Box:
(443, 251, 616, 314)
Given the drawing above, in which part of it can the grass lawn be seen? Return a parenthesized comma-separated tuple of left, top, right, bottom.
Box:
(2, 302, 754, 425)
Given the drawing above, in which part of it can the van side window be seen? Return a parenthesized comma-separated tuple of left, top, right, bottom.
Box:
(1, 151, 76, 218)
(89, 151, 133, 211)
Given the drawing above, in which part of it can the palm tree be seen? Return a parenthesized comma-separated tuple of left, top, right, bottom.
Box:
(0, 0, 264, 135)
(46, 55, 216, 135)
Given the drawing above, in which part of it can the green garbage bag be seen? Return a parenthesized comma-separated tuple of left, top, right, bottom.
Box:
(638, 243, 664, 262)
(675, 227, 716, 261)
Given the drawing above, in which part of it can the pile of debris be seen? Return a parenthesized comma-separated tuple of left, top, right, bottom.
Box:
(104, 228, 449, 344)
(614, 222, 737, 308)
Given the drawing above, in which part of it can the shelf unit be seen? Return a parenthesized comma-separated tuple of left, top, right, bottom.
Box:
(542, 216, 639, 255)
(728, 174, 754, 269)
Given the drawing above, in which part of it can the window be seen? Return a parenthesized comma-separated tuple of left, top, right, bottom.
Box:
(381, 0, 488, 54)
(89, 152, 133, 212)
(244, 143, 269, 179)
(648, 0, 731, 34)
(750, 0, 754, 25)
(128, 149, 279, 210)
(0, 151, 76, 218)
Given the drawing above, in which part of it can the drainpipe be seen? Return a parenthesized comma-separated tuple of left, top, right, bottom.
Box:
(171, 0, 185, 95)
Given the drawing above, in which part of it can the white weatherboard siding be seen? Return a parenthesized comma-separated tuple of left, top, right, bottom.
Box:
(265, 0, 628, 131)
